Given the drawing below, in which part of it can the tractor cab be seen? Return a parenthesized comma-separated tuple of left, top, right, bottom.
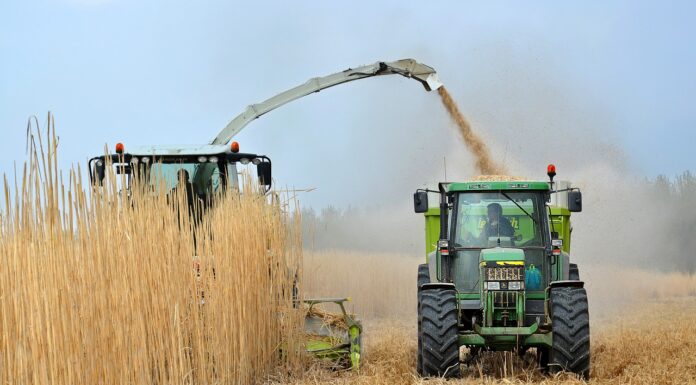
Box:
(88, 142, 272, 204)
(448, 186, 553, 295)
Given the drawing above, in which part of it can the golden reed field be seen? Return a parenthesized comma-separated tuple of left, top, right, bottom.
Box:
(0, 120, 303, 384)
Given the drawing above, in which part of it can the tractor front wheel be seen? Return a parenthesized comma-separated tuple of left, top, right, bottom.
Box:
(549, 286, 590, 379)
(419, 288, 460, 378)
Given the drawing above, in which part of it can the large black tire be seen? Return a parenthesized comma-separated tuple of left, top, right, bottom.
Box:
(418, 264, 430, 288)
(416, 264, 430, 375)
(549, 286, 590, 379)
(569, 263, 580, 280)
(420, 289, 460, 378)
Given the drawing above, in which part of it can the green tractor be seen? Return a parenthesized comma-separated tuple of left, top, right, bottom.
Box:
(413, 166, 589, 379)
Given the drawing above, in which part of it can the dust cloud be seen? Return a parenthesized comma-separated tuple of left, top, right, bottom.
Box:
(299, 51, 695, 322)
(437, 86, 505, 175)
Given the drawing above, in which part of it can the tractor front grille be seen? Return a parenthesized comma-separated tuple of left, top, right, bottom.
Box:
(485, 266, 524, 281)
(493, 291, 519, 308)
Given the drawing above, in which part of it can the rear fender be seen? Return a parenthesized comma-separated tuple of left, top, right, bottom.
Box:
(544, 280, 585, 323)
(420, 282, 456, 292)
(549, 280, 584, 289)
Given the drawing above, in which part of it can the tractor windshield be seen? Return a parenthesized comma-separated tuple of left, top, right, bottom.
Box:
(131, 160, 238, 199)
(454, 191, 545, 248)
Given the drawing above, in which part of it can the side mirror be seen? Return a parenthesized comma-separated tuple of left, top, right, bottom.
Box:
(257, 162, 272, 187)
(568, 190, 582, 212)
(413, 191, 428, 213)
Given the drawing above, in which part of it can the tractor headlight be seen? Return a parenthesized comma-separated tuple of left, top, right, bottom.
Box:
(508, 281, 524, 290)
(486, 281, 500, 290)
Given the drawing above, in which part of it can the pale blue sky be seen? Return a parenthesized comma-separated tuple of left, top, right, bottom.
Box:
(1, 1, 695, 208)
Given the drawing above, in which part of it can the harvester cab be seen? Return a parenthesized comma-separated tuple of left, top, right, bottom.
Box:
(88, 142, 272, 202)
(413, 167, 589, 379)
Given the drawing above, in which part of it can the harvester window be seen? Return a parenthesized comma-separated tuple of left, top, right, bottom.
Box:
(148, 162, 225, 198)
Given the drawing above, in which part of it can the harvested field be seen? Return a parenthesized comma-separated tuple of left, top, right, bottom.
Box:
(292, 249, 696, 385)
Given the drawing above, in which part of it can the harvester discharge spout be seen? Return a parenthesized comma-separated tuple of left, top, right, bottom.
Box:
(211, 58, 442, 145)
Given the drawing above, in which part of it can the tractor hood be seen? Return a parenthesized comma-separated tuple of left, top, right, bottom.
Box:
(479, 248, 525, 266)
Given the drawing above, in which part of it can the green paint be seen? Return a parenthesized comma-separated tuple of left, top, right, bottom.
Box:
(474, 323, 538, 336)
(480, 248, 525, 262)
(448, 181, 550, 192)
(549, 207, 572, 253)
(459, 324, 552, 349)
(424, 208, 441, 257)
(456, 293, 481, 300)
(349, 325, 362, 370)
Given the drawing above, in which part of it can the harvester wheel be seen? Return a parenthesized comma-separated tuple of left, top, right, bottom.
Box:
(569, 263, 580, 280)
(416, 264, 430, 375)
(419, 288, 460, 378)
(549, 286, 590, 379)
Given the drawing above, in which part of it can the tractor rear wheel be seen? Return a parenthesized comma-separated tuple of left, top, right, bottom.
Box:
(549, 286, 590, 379)
(416, 264, 430, 375)
(419, 288, 460, 378)
(569, 263, 580, 280)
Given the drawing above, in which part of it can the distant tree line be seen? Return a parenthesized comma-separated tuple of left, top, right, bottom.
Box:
(645, 171, 696, 274)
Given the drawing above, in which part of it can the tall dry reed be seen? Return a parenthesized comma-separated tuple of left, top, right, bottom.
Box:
(0, 113, 303, 384)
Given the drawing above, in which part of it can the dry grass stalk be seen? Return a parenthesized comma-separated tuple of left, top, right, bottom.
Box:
(305, 305, 350, 330)
(0, 113, 303, 384)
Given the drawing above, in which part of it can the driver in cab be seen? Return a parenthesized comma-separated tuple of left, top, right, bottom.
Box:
(462, 202, 515, 246)
(482, 203, 514, 239)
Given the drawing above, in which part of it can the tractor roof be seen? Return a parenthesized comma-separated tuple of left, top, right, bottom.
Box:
(447, 181, 550, 192)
